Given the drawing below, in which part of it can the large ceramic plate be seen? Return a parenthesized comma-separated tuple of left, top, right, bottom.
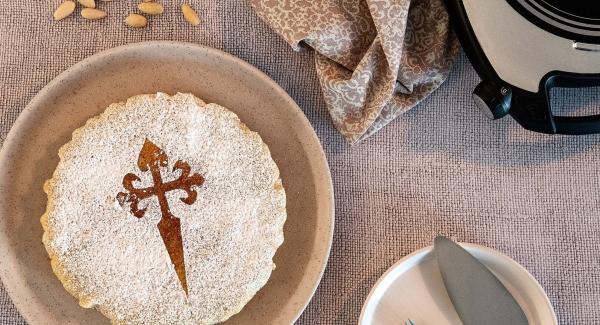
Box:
(0, 41, 334, 324)
(359, 243, 557, 325)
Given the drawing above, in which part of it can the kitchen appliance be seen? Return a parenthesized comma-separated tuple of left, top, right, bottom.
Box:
(445, 0, 600, 134)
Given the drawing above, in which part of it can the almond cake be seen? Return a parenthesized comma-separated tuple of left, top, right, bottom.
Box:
(41, 92, 286, 324)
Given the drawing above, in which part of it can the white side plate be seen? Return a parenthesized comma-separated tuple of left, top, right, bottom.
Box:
(359, 243, 557, 325)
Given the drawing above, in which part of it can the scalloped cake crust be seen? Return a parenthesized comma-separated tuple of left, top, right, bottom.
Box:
(41, 93, 286, 325)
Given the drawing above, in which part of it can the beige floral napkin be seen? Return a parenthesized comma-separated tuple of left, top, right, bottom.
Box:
(250, 0, 460, 143)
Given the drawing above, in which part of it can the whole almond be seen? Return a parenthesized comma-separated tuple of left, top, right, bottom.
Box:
(181, 4, 200, 26)
(138, 2, 163, 15)
(125, 13, 147, 28)
(77, 0, 95, 8)
(53, 1, 76, 20)
(81, 8, 107, 20)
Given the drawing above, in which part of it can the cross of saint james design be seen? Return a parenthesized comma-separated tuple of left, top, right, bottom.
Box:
(117, 139, 204, 295)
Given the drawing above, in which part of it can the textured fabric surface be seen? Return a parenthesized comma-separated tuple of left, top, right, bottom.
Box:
(250, 0, 459, 143)
(2, 1, 600, 325)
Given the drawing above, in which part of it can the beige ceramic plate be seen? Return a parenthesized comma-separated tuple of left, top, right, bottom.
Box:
(0, 41, 334, 325)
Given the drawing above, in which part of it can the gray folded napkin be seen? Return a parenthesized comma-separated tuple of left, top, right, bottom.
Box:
(250, 0, 460, 143)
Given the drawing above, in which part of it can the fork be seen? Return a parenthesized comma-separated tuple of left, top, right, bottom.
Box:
(405, 320, 415, 325)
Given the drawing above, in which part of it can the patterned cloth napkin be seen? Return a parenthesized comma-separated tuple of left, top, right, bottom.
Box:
(250, 0, 460, 143)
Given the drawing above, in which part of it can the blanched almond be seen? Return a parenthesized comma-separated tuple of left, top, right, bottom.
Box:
(78, 0, 96, 8)
(125, 13, 147, 28)
(53, 1, 76, 20)
(181, 4, 200, 26)
(81, 8, 107, 20)
(138, 2, 163, 15)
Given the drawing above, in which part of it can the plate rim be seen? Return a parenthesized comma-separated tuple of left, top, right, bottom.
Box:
(358, 243, 558, 325)
(0, 41, 335, 324)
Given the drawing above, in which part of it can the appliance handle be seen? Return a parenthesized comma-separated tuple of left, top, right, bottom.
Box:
(553, 115, 600, 134)
(545, 72, 600, 135)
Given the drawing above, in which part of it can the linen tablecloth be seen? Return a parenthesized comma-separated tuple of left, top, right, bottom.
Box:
(2, 1, 600, 324)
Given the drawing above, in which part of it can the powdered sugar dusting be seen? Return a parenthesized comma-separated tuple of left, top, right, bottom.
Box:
(41, 93, 286, 325)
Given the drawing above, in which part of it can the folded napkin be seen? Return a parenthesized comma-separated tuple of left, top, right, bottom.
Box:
(250, 0, 460, 143)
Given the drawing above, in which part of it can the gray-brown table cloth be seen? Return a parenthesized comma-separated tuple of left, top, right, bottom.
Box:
(2, 1, 600, 324)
